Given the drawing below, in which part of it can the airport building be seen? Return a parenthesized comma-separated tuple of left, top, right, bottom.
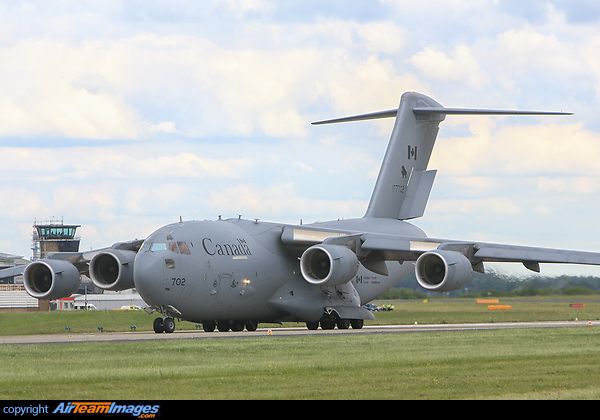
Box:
(0, 284, 41, 310)
(55, 292, 146, 311)
(31, 219, 81, 260)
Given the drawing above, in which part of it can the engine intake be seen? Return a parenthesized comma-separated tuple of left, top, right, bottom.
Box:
(300, 244, 359, 287)
(415, 250, 472, 292)
(89, 250, 136, 291)
(24, 260, 81, 300)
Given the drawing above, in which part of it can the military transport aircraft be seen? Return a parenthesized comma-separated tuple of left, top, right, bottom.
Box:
(3, 91, 600, 333)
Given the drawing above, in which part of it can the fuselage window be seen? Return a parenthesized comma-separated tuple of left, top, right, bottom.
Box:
(167, 242, 179, 253)
(165, 258, 175, 269)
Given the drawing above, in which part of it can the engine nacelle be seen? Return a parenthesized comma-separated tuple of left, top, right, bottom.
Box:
(300, 244, 359, 287)
(23, 259, 81, 300)
(415, 250, 472, 292)
(89, 250, 136, 291)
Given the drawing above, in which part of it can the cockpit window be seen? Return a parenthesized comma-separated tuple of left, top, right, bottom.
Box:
(177, 242, 191, 255)
(142, 241, 191, 254)
(150, 243, 167, 252)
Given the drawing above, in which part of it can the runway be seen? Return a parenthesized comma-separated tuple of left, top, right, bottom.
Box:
(0, 320, 595, 345)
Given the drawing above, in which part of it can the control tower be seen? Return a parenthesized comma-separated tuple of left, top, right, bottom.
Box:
(31, 219, 81, 260)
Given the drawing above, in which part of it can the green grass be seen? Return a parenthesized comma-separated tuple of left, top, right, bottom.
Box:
(1, 327, 600, 399)
(0, 310, 199, 336)
(1, 296, 599, 336)
(366, 296, 600, 325)
(2, 297, 600, 399)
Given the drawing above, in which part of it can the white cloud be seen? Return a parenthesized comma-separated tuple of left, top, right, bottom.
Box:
(208, 183, 366, 222)
(354, 21, 406, 55)
(582, 35, 600, 100)
(0, 188, 43, 220)
(430, 120, 600, 177)
(407, 45, 489, 89)
(224, 0, 269, 14)
(0, 26, 414, 140)
(0, 38, 146, 139)
(148, 122, 178, 134)
(494, 27, 589, 79)
(0, 145, 255, 182)
(427, 197, 522, 216)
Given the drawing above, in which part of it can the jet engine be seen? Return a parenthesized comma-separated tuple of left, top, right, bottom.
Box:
(89, 250, 136, 291)
(415, 250, 472, 292)
(23, 259, 81, 300)
(300, 244, 359, 287)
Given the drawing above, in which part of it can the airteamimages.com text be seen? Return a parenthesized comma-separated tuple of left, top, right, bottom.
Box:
(2, 402, 162, 418)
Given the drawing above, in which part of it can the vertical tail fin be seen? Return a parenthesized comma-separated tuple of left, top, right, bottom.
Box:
(313, 91, 444, 220)
(364, 91, 443, 219)
(312, 91, 571, 220)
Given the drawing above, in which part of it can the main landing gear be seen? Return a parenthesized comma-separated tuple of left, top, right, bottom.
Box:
(200, 320, 259, 332)
(152, 317, 364, 333)
(306, 318, 363, 330)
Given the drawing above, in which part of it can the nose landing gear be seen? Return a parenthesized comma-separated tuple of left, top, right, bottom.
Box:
(153, 316, 176, 333)
(150, 305, 182, 333)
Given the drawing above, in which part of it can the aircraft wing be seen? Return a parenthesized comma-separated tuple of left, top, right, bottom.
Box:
(0, 264, 28, 279)
(80, 239, 145, 264)
(281, 225, 600, 273)
(0, 239, 144, 280)
(469, 243, 600, 266)
(358, 233, 600, 273)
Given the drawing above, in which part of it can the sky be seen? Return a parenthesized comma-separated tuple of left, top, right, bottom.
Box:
(2, 0, 600, 277)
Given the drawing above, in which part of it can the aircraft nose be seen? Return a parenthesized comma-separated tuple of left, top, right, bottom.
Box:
(134, 252, 164, 299)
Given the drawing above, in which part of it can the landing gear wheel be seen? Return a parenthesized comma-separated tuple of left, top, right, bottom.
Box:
(306, 321, 319, 330)
(350, 319, 364, 329)
(163, 317, 176, 333)
(153, 317, 164, 333)
(337, 319, 350, 329)
(245, 320, 258, 331)
(217, 320, 231, 332)
(320, 319, 336, 330)
(231, 320, 245, 332)
(202, 321, 216, 332)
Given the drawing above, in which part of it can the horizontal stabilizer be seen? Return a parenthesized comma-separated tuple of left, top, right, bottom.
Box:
(413, 107, 573, 116)
(312, 109, 397, 125)
(312, 107, 572, 125)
